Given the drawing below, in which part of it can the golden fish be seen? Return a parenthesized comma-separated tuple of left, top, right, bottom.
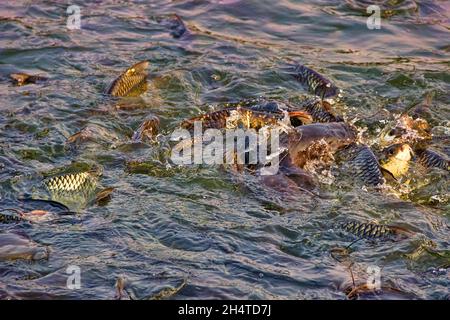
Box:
(380, 143, 414, 178)
(106, 60, 149, 97)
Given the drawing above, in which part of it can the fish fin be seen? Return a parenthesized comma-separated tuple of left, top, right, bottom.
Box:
(424, 91, 434, 107)
(95, 187, 115, 205)
(380, 166, 397, 182)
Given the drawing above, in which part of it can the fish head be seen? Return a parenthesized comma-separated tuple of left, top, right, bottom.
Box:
(379, 143, 414, 178)
(381, 143, 414, 163)
(10, 73, 29, 86)
(125, 61, 149, 76)
(379, 114, 431, 147)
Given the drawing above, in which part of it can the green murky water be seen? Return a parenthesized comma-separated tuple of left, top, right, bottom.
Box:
(0, 0, 449, 299)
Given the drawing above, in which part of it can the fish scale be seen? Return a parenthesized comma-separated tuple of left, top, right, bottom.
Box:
(417, 149, 449, 170)
(181, 107, 287, 131)
(0, 213, 23, 224)
(340, 221, 394, 239)
(351, 145, 385, 186)
(290, 64, 340, 99)
(298, 97, 343, 123)
(45, 172, 92, 192)
(106, 61, 149, 97)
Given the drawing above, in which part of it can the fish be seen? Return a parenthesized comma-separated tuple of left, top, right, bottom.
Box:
(132, 115, 160, 143)
(10, 73, 48, 86)
(17, 198, 71, 212)
(379, 143, 414, 178)
(43, 171, 103, 211)
(288, 64, 341, 99)
(350, 145, 385, 186)
(159, 14, 188, 39)
(149, 278, 187, 300)
(416, 148, 449, 171)
(411, 91, 433, 119)
(181, 107, 311, 131)
(0, 233, 49, 261)
(280, 122, 356, 169)
(95, 187, 115, 206)
(229, 99, 313, 126)
(340, 221, 413, 240)
(379, 114, 431, 147)
(105, 60, 149, 97)
(115, 276, 132, 300)
(295, 97, 343, 123)
(44, 171, 98, 192)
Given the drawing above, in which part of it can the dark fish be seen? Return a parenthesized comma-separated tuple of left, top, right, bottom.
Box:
(10, 73, 48, 86)
(17, 198, 70, 212)
(106, 60, 149, 97)
(132, 115, 160, 142)
(245, 100, 314, 126)
(163, 14, 188, 39)
(250, 102, 284, 114)
(351, 145, 385, 186)
(340, 221, 412, 240)
(341, 221, 393, 239)
(288, 64, 340, 99)
(296, 97, 343, 123)
(416, 148, 449, 171)
(0, 212, 24, 224)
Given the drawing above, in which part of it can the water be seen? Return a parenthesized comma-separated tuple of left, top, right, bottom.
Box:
(0, 0, 449, 299)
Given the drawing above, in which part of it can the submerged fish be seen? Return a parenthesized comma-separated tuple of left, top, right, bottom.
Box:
(159, 14, 189, 39)
(340, 221, 413, 240)
(66, 124, 119, 147)
(288, 64, 341, 99)
(351, 145, 385, 186)
(132, 115, 160, 143)
(106, 60, 149, 97)
(379, 143, 414, 178)
(416, 148, 449, 171)
(43, 171, 101, 211)
(0, 233, 49, 261)
(10, 73, 48, 86)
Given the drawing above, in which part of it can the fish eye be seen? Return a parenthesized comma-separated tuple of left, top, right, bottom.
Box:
(388, 129, 396, 136)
